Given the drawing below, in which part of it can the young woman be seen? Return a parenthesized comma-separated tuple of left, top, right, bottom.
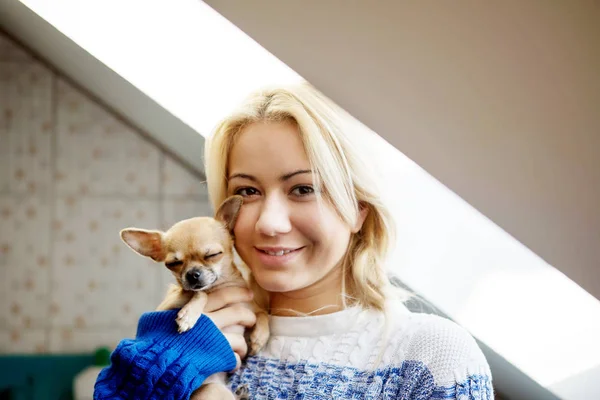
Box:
(95, 83, 494, 399)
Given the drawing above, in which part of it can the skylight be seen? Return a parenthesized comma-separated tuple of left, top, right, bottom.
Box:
(374, 136, 600, 393)
(20, 0, 600, 398)
(20, 0, 303, 136)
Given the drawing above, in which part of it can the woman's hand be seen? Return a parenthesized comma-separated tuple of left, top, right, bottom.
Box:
(204, 286, 256, 370)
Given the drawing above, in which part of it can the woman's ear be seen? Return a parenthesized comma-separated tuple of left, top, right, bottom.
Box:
(352, 202, 369, 233)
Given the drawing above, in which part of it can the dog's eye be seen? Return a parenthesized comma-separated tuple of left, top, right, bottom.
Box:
(205, 252, 223, 259)
(165, 260, 183, 269)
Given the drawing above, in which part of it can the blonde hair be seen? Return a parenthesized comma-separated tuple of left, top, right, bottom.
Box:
(204, 82, 405, 312)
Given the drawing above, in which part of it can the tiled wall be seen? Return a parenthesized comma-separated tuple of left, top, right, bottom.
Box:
(0, 33, 211, 354)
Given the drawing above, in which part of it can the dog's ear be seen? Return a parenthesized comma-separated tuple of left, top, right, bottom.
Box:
(215, 195, 243, 233)
(120, 228, 166, 262)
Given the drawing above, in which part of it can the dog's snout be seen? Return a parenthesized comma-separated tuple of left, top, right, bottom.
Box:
(191, 270, 201, 280)
(186, 269, 202, 285)
(184, 267, 217, 290)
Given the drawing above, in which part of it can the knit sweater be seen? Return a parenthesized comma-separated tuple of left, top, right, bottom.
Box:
(93, 310, 236, 399)
(94, 301, 494, 399)
(230, 300, 493, 399)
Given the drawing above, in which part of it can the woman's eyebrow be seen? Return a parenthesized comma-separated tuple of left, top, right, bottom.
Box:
(279, 169, 312, 182)
(228, 169, 312, 182)
(228, 173, 257, 182)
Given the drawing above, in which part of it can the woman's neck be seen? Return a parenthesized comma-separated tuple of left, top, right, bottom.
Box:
(269, 265, 347, 317)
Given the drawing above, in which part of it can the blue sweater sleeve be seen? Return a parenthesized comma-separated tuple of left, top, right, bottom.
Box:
(93, 310, 237, 400)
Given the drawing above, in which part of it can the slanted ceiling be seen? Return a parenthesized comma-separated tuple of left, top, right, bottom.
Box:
(2, 1, 599, 303)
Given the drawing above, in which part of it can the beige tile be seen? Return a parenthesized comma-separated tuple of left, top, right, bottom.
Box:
(162, 156, 207, 199)
(0, 32, 226, 354)
(49, 326, 137, 353)
(55, 79, 160, 196)
(0, 328, 48, 354)
(51, 197, 161, 328)
(0, 195, 51, 329)
(0, 61, 53, 195)
(161, 199, 212, 231)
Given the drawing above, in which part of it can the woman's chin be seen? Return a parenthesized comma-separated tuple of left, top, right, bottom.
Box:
(256, 280, 297, 293)
(254, 273, 303, 293)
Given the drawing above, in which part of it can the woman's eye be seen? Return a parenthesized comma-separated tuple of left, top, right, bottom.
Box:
(291, 185, 314, 197)
(234, 187, 260, 197)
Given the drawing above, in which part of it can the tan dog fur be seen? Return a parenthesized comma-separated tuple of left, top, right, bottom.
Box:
(120, 195, 269, 400)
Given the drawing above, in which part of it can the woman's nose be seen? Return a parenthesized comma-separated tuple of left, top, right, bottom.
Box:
(255, 195, 292, 237)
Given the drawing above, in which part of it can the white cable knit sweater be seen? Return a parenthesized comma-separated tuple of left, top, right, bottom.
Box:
(228, 300, 493, 399)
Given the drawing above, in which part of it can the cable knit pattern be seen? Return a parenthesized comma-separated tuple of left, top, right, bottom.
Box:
(93, 310, 237, 400)
(92, 302, 492, 399)
(228, 301, 494, 399)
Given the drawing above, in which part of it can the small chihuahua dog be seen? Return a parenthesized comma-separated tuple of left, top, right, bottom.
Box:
(120, 195, 269, 400)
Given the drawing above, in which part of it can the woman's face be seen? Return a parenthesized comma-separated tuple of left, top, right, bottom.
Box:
(227, 121, 362, 297)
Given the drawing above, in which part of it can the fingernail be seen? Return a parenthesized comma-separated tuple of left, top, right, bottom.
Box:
(247, 289, 254, 299)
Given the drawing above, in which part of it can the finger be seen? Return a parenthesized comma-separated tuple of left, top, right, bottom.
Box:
(223, 333, 248, 359)
(231, 352, 242, 372)
(207, 304, 257, 329)
(223, 333, 248, 364)
(205, 287, 253, 313)
(223, 334, 244, 372)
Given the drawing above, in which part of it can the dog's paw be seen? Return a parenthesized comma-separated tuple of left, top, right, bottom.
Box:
(176, 307, 200, 333)
(248, 326, 269, 355)
(234, 384, 250, 400)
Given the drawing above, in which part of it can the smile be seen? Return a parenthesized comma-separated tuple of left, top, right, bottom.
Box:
(261, 249, 296, 256)
(254, 247, 305, 266)
(256, 247, 304, 256)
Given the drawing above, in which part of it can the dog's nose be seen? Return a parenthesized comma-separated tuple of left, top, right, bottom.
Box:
(185, 269, 202, 286)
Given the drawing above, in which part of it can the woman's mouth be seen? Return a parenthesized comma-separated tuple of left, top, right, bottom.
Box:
(254, 246, 305, 267)
(256, 246, 304, 255)
(259, 248, 298, 256)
